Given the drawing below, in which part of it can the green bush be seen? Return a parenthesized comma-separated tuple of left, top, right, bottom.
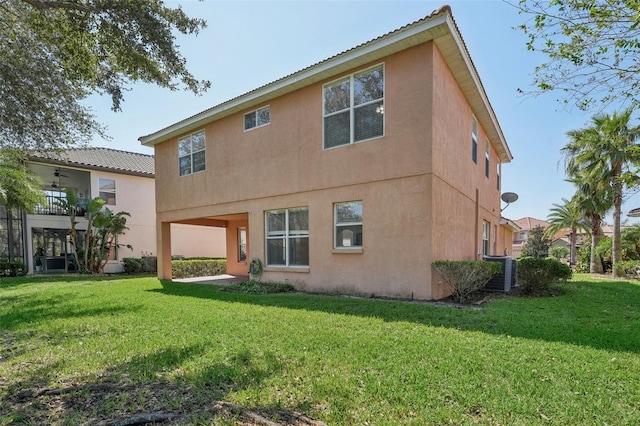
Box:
(142, 256, 157, 273)
(172, 258, 226, 279)
(614, 260, 640, 278)
(575, 244, 591, 273)
(0, 260, 26, 277)
(122, 257, 145, 274)
(517, 257, 572, 294)
(432, 260, 501, 303)
(220, 280, 295, 294)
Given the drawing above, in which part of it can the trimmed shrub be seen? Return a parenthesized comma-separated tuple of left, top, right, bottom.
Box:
(122, 257, 145, 274)
(172, 258, 226, 279)
(142, 256, 157, 273)
(432, 260, 501, 303)
(0, 260, 26, 277)
(517, 256, 572, 294)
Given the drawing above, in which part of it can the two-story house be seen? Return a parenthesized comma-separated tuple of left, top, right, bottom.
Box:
(140, 6, 514, 300)
(0, 147, 225, 274)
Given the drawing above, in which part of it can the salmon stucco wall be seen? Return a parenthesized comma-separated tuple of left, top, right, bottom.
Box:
(152, 40, 509, 300)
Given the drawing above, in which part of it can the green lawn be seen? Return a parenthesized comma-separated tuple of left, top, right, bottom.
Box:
(1, 274, 639, 425)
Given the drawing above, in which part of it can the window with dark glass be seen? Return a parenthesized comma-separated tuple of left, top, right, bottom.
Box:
(485, 141, 490, 178)
(323, 64, 384, 149)
(244, 106, 270, 130)
(178, 130, 206, 176)
(334, 201, 363, 248)
(472, 117, 478, 164)
(238, 227, 247, 262)
(265, 207, 309, 267)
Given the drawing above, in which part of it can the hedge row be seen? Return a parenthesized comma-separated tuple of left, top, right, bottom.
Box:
(122, 257, 227, 278)
(172, 259, 226, 279)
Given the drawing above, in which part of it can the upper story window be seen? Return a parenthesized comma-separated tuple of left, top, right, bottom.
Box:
(323, 64, 384, 149)
(335, 201, 363, 249)
(244, 106, 270, 131)
(178, 130, 206, 176)
(485, 141, 490, 178)
(99, 178, 116, 205)
(497, 163, 501, 191)
(471, 117, 478, 164)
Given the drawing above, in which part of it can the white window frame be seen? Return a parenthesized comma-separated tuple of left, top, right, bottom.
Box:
(238, 227, 247, 263)
(244, 106, 270, 131)
(178, 130, 206, 176)
(265, 207, 309, 267)
(485, 140, 490, 178)
(334, 201, 363, 249)
(472, 117, 478, 164)
(482, 220, 490, 256)
(99, 178, 116, 205)
(323, 64, 385, 149)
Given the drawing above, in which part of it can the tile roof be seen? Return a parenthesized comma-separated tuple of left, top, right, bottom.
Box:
(33, 147, 154, 177)
(514, 217, 549, 231)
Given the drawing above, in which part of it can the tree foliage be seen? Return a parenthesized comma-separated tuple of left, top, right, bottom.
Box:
(0, 150, 45, 213)
(545, 197, 590, 265)
(58, 189, 131, 274)
(562, 108, 640, 276)
(514, 0, 640, 111)
(521, 225, 552, 258)
(0, 0, 210, 153)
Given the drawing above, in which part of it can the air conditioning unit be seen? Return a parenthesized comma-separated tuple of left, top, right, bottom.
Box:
(482, 255, 516, 292)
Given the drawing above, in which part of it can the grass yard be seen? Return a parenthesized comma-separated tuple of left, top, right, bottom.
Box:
(1, 274, 639, 425)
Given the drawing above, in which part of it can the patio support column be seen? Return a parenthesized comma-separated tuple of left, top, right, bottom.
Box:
(158, 221, 172, 280)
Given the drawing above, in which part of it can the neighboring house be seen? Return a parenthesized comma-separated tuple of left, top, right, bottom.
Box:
(140, 6, 515, 300)
(0, 148, 225, 274)
(511, 217, 550, 258)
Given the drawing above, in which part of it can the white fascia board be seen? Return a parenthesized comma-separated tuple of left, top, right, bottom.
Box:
(442, 19, 513, 164)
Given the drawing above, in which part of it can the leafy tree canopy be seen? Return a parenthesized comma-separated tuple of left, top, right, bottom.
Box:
(521, 225, 552, 258)
(0, 0, 210, 153)
(513, 0, 640, 111)
(0, 149, 45, 212)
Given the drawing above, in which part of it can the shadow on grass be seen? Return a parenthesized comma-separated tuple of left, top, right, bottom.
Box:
(154, 277, 640, 355)
(0, 274, 148, 289)
(2, 343, 292, 425)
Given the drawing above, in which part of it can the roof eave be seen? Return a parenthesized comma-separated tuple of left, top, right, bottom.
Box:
(140, 6, 512, 165)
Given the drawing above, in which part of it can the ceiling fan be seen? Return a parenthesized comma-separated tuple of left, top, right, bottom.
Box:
(51, 168, 69, 189)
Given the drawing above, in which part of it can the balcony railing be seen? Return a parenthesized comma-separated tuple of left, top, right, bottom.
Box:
(34, 194, 89, 216)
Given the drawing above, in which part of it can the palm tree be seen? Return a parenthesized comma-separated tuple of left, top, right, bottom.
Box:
(545, 197, 590, 266)
(566, 173, 612, 273)
(562, 108, 640, 276)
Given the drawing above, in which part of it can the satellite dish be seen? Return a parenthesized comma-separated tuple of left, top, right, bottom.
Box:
(501, 192, 519, 204)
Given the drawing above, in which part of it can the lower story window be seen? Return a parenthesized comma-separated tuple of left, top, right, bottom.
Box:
(482, 220, 490, 256)
(265, 207, 309, 266)
(335, 201, 362, 248)
(238, 227, 247, 262)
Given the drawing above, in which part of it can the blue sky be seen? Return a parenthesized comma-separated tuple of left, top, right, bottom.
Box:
(84, 0, 640, 224)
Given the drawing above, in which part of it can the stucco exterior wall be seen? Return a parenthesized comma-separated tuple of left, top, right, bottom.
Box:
(152, 41, 509, 300)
